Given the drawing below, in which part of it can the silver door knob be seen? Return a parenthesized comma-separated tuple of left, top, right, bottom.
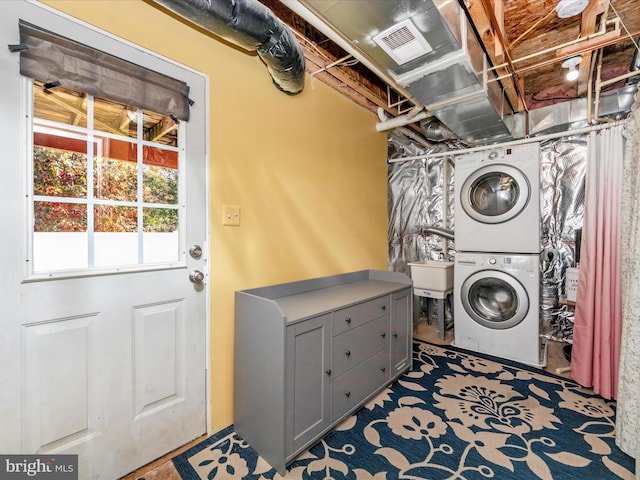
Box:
(189, 270, 205, 284)
(189, 244, 203, 259)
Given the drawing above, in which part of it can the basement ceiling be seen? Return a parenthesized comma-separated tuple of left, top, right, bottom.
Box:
(259, 0, 640, 145)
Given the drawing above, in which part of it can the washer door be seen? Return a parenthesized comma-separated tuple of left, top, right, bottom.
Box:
(460, 270, 529, 329)
(460, 164, 531, 224)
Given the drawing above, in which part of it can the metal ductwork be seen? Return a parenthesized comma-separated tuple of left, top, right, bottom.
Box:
(297, 0, 516, 144)
(152, 0, 305, 95)
(420, 119, 458, 143)
(527, 83, 638, 136)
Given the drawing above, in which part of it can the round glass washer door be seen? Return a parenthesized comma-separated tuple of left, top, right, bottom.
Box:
(460, 270, 529, 329)
(460, 164, 530, 224)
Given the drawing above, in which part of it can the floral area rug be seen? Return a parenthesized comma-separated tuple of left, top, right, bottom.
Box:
(173, 340, 635, 479)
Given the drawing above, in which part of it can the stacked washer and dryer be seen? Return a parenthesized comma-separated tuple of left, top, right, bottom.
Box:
(453, 143, 545, 367)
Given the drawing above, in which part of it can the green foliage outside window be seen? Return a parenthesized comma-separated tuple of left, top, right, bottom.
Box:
(34, 146, 179, 233)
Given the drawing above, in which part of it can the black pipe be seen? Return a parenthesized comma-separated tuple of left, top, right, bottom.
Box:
(152, 0, 305, 94)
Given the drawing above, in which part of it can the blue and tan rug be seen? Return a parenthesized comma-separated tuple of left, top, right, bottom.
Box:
(173, 340, 635, 479)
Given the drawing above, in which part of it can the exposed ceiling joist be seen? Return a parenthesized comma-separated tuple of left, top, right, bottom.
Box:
(257, 0, 640, 144)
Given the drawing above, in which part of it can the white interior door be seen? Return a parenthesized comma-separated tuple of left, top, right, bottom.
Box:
(0, 3, 208, 478)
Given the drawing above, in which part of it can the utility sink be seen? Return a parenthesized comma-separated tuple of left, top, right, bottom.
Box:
(407, 260, 454, 293)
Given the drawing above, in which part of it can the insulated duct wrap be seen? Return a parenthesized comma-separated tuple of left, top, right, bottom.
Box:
(387, 131, 455, 277)
(539, 137, 587, 343)
(388, 132, 587, 343)
(152, 0, 305, 94)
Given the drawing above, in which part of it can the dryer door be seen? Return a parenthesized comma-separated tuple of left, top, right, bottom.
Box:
(460, 270, 529, 329)
(460, 164, 531, 224)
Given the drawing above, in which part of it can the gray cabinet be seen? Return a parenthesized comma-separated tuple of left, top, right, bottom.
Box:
(391, 288, 412, 373)
(234, 270, 412, 475)
(286, 313, 331, 455)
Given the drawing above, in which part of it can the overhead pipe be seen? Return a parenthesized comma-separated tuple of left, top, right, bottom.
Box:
(151, 0, 305, 94)
(387, 120, 624, 163)
(377, 107, 460, 144)
(376, 108, 433, 147)
(397, 127, 432, 149)
(376, 107, 429, 132)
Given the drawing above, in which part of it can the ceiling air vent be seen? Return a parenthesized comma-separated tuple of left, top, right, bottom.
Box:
(373, 19, 432, 65)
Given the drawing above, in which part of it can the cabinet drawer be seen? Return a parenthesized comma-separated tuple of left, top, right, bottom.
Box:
(332, 315, 389, 377)
(332, 349, 390, 422)
(332, 295, 390, 336)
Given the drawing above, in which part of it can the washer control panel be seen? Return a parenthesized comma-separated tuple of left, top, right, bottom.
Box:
(478, 254, 536, 272)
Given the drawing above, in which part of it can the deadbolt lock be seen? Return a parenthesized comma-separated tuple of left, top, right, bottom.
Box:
(189, 244, 203, 259)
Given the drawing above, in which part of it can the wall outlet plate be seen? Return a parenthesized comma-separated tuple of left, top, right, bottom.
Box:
(223, 204, 241, 226)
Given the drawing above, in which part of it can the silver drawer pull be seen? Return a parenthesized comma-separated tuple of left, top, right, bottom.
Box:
(345, 317, 352, 324)
(326, 369, 332, 375)
(345, 391, 351, 397)
(345, 350, 351, 357)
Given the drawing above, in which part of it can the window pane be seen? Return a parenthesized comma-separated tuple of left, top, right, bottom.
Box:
(33, 232, 88, 272)
(33, 202, 88, 272)
(93, 136, 138, 202)
(32, 80, 87, 128)
(142, 109, 178, 147)
(94, 205, 138, 232)
(143, 146, 178, 204)
(94, 232, 138, 267)
(34, 201, 87, 232)
(94, 205, 138, 267)
(143, 208, 179, 263)
(143, 207, 178, 233)
(94, 96, 138, 139)
(34, 145, 87, 198)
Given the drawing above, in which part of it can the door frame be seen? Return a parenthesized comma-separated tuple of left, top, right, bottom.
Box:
(2, 0, 212, 466)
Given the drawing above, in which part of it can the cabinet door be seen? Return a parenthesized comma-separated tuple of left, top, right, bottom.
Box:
(286, 314, 332, 457)
(391, 288, 412, 374)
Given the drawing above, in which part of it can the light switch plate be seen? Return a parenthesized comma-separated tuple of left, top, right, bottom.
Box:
(223, 204, 241, 226)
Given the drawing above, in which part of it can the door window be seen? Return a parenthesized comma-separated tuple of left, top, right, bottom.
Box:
(460, 271, 529, 329)
(29, 80, 183, 278)
(469, 172, 520, 216)
(467, 277, 518, 321)
(460, 164, 530, 224)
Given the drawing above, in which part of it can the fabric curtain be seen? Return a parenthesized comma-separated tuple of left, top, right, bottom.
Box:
(616, 95, 640, 468)
(571, 124, 624, 400)
(13, 20, 191, 121)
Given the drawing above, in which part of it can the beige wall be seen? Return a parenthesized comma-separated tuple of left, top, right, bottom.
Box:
(43, 0, 389, 432)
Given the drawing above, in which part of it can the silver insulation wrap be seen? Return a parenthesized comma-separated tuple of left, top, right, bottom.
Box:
(387, 131, 455, 277)
(387, 132, 586, 342)
(151, 0, 305, 95)
(539, 137, 587, 343)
